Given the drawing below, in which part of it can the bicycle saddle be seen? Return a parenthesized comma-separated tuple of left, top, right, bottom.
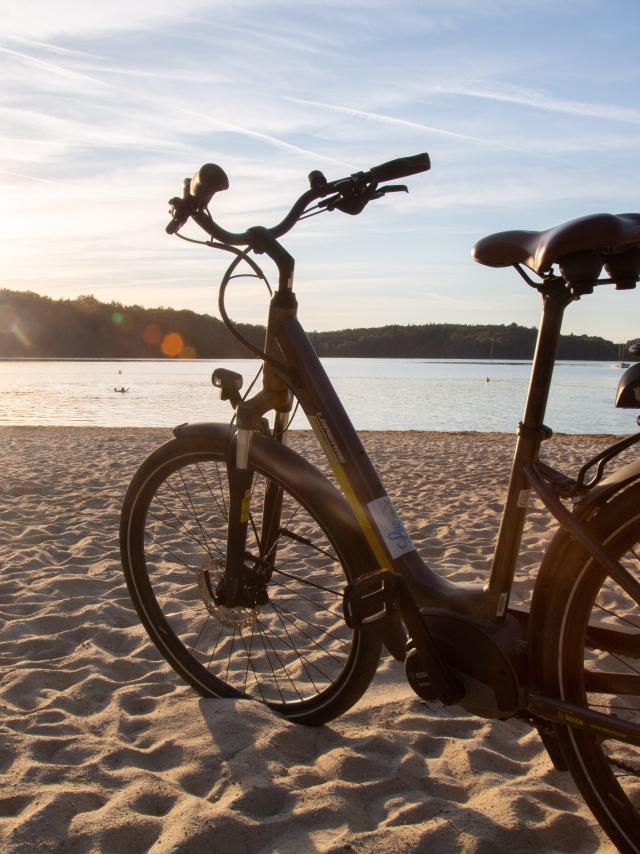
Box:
(472, 213, 640, 292)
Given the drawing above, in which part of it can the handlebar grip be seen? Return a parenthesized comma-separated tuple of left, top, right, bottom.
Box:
(368, 153, 430, 183)
(166, 217, 182, 235)
(190, 163, 230, 207)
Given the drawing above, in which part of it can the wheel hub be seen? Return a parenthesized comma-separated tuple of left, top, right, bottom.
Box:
(198, 559, 261, 628)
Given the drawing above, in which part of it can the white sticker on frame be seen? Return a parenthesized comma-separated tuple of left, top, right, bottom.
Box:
(367, 495, 417, 560)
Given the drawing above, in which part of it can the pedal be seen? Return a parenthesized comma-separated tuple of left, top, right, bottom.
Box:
(343, 569, 399, 629)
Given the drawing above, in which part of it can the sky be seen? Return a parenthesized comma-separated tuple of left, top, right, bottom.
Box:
(2, 0, 640, 340)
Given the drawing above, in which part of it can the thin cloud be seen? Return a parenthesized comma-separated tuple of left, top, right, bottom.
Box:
(7, 36, 109, 61)
(2, 1, 210, 40)
(75, 63, 225, 84)
(286, 97, 533, 153)
(0, 105, 189, 161)
(177, 106, 353, 168)
(0, 46, 110, 87)
(431, 83, 640, 124)
(0, 169, 64, 186)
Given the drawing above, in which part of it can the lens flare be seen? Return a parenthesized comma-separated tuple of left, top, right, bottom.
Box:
(112, 311, 123, 326)
(161, 332, 184, 357)
(143, 323, 162, 345)
(11, 322, 30, 348)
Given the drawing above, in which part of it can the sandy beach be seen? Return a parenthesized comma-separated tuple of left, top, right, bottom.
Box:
(1, 427, 628, 853)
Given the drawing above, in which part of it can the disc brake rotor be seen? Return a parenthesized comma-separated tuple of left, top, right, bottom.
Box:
(198, 558, 261, 629)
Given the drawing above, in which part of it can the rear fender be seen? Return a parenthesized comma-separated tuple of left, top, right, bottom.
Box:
(574, 457, 640, 520)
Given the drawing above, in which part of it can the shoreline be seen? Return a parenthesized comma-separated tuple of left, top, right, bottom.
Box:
(0, 425, 629, 437)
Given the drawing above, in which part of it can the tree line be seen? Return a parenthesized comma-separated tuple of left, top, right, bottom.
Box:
(0, 289, 632, 361)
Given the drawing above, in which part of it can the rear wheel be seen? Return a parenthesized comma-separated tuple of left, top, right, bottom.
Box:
(120, 434, 380, 725)
(533, 483, 640, 852)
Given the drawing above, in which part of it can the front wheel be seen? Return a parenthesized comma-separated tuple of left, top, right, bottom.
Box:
(120, 431, 381, 726)
(532, 482, 640, 852)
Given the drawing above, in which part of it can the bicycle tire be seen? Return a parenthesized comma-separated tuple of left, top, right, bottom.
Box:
(531, 481, 640, 852)
(120, 431, 381, 726)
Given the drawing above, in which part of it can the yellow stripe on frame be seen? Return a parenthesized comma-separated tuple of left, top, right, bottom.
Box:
(240, 489, 251, 523)
(308, 415, 390, 569)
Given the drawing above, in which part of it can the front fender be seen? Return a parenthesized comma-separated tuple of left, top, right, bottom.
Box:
(173, 421, 405, 659)
(173, 421, 379, 577)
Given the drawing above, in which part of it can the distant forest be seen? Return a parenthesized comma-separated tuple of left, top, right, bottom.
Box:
(0, 289, 634, 361)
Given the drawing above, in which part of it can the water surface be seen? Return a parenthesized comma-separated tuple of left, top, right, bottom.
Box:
(0, 358, 635, 434)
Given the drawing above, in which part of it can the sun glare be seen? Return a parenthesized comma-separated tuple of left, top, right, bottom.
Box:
(161, 331, 184, 357)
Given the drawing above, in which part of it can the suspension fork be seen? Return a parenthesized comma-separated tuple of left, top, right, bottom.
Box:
(220, 435, 255, 605)
(221, 415, 289, 606)
(260, 411, 289, 576)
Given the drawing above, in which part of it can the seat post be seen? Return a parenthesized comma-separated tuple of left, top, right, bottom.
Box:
(521, 286, 573, 428)
(485, 285, 573, 618)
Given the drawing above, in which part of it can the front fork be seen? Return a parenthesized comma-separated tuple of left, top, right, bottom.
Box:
(220, 441, 256, 606)
(216, 310, 294, 609)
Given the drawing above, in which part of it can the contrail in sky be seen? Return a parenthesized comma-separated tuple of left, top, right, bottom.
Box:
(430, 84, 640, 124)
(7, 36, 109, 61)
(287, 97, 533, 153)
(0, 169, 64, 186)
(0, 46, 110, 86)
(177, 106, 353, 168)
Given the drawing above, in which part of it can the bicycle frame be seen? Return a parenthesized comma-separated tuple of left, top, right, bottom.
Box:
(229, 279, 569, 621)
(223, 247, 640, 619)
(212, 233, 640, 732)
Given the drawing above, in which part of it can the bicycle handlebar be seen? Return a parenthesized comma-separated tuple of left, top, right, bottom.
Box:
(166, 152, 430, 245)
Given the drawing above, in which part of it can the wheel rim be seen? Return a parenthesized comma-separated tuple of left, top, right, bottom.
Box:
(561, 520, 640, 836)
(135, 452, 358, 711)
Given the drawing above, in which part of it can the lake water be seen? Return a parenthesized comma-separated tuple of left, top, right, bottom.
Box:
(0, 358, 637, 434)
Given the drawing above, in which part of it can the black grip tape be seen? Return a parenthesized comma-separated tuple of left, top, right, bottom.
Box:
(369, 153, 430, 183)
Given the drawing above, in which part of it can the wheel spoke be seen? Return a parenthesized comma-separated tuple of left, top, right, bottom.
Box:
(271, 567, 342, 599)
(259, 616, 335, 683)
(279, 526, 337, 561)
(176, 469, 219, 558)
(272, 603, 346, 663)
(272, 601, 349, 646)
(144, 530, 199, 573)
(197, 461, 228, 523)
(263, 612, 320, 693)
(149, 504, 224, 560)
(269, 577, 344, 619)
(255, 621, 294, 703)
(239, 626, 259, 696)
(188, 615, 210, 654)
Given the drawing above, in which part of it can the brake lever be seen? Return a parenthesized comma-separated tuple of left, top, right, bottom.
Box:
(318, 179, 409, 214)
(372, 184, 408, 197)
(166, 178, 195, 234)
